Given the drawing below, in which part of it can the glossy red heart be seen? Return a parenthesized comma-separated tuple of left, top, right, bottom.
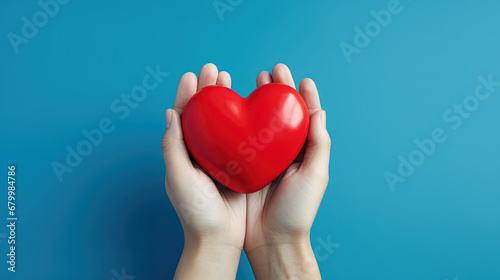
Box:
(182, 83, 310, 194)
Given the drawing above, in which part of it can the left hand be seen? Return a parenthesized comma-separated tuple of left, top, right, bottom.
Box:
(161, 63, 247, 280)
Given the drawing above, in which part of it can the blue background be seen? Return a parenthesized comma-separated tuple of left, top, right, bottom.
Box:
(1, 0, 499, 279)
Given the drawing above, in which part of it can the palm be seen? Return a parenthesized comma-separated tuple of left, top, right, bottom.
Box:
(189, 166, 247, 248)
(245, 162, 319, 250)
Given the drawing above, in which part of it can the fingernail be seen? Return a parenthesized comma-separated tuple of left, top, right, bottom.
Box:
(166, 109, 172, 129)
(321, 110, 326, 128)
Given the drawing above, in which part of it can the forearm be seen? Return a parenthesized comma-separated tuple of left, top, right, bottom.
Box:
(174, 239, 242, 280)
(246, 237, 321, 280)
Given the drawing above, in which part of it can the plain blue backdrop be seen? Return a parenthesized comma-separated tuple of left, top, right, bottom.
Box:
(1, 0, 499, 279)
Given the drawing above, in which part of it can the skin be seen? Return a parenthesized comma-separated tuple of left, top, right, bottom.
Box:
(161, 63, 331, 280)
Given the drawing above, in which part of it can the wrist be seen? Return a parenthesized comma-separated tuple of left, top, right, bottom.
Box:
(184, 236, 243, 258)
(245, 236, 321, 280)
(174, 237, 242, 280)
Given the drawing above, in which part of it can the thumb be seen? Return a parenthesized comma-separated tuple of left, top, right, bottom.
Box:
(299, 110, 331, 181)
(161, 109, 193, 176)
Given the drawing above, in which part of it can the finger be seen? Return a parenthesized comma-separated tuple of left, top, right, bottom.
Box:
(197, 63, 218, 91)
(271, 63, 295, 89)
(173, 72, 197, 115)
(161, 109, 194, 179)
(299, 110, 331, 182)
(299, 78, 322, 115)
(256, 71, 272, 87)
(216, 71, 231, 88)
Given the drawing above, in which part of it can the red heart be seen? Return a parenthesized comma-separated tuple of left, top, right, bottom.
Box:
(182, 83, 310, 194)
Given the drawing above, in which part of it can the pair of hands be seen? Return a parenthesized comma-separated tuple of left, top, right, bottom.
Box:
(161, 63, 331, 280)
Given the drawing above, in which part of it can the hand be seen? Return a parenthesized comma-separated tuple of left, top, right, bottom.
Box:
(244, 64, 331, 279)
(161, 63, 246, 280)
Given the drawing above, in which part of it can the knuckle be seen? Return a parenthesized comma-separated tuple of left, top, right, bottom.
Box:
(323, 134, 332, 149)
(161, 137, 177, 155)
